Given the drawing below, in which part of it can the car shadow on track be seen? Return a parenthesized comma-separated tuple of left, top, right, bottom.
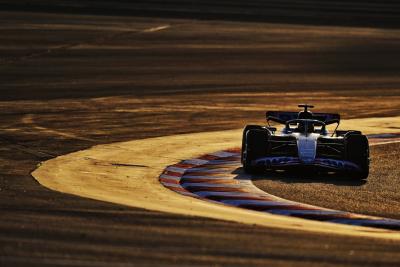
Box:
(232, 167, 367, 186)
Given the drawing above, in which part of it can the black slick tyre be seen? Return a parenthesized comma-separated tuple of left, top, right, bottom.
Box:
(345, 134, 369, 180)
(243, 129, 268, 174)
(241, 125, 263, 163)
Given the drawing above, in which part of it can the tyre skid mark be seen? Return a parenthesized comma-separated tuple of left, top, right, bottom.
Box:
(160, 133, 400, 230)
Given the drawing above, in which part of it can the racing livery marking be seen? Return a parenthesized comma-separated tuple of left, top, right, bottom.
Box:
(160, 133, 400, 230)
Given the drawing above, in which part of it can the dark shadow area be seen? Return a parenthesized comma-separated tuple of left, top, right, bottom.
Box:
(2, 0, 400, 29)
(234, 167, 367, 186)
(313, 41, 400, 75)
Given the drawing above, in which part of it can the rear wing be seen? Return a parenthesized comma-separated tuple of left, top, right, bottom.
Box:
(266, 111, 340, 125)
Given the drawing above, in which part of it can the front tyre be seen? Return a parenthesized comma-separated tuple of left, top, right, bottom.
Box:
(241, 125, 263, 163)
(243, 129, 268, 174)
(345, 134, 369, 180)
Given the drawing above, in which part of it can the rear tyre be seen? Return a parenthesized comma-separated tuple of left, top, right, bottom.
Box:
(345, 134, 369, 180)
(243, 129, 268, 174)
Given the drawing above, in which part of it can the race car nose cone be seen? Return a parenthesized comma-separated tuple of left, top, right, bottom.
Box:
(299, 149, 315, 163)
(297, 134, 317, 163)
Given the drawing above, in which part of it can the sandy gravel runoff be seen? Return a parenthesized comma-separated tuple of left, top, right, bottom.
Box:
(33, 116, 400, 240)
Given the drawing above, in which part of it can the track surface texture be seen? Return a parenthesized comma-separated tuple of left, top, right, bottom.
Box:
(32, 122, 400, 241)
(1, 1, 400, 266)
(160, 134, 400, 230)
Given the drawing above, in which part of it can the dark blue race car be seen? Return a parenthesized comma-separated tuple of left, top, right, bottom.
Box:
(241, 104, 369, 180)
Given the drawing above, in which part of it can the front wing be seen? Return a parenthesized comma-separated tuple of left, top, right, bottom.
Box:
(252, 156, 361, 171)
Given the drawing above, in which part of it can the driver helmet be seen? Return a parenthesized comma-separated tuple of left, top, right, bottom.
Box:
(298, 110, 313, 119)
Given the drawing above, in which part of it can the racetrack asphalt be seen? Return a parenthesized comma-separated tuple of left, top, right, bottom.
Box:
(1, 2, 400, 266)
(32, 120, 400, 238)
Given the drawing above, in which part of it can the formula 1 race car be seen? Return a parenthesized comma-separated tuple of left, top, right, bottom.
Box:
(241, 104, 369, 180)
